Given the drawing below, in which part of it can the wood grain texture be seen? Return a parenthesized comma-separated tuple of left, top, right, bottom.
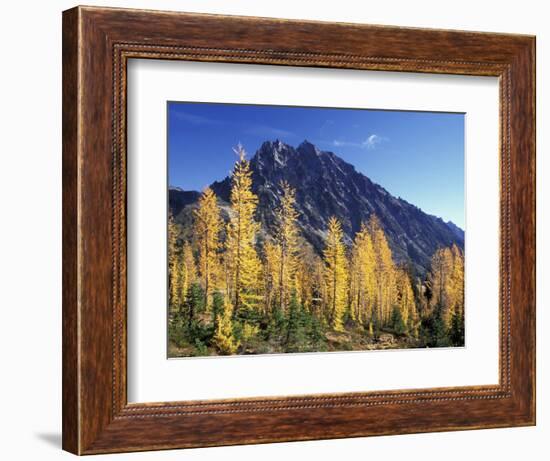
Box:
(62, 6, 80, 454)
(62, 5, 536, 455)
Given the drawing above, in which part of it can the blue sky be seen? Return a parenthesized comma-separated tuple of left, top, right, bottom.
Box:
(168, 102, 465, 228)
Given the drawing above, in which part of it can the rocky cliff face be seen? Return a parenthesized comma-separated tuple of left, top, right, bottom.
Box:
(170, 140, 464, 273)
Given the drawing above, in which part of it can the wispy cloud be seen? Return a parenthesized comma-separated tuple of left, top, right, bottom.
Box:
(332, 134, 386, 150)
(363, 134, 383, 149)
(171, 108, 294, 140)
(332, 140, 359, 148)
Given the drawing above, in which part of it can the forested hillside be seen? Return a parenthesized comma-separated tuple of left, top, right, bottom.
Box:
(168, 144, 464, 357)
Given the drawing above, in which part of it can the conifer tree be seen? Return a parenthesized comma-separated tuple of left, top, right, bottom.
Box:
(167, 144, 466, 355)
(450, 244, 465, 323)
(211, 291, 224, 329)
(369, 215, 396, 326)
(263, 241, 281, 313)
(391, 305, 407, 335)
(168, 213, 181, 311)
(180, 241, 197, 302)
(285, 294, 306, 352)
(213, 300, 240, 355)
(396, 268, 418, 336)
(428, 247, 454, 328)
(225, 144, 262, 314)
(194, 187, 223, 310)
(431, 301, 450, 347)
(182, 282, 204, 327)
(273, 181, 300, 311)
(449, 308, 465, 346)
(311, 255, 327, 319)
(294, 245, 319, 312)
(449, 244, 465, 345)
(350, 222, 376, 325)
(323, 216, 349, 332)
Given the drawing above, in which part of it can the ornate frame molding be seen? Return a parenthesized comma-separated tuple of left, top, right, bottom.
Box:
(63, 6, 535, 454)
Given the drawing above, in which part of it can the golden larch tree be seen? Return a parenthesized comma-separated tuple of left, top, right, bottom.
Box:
(311, 254, 327, 318)
(369, 215, 397, 326)
(180, 241, 197, 301)
(294, 244, 320, 312)
(213, 300, 240, 355)
(225, 144, 262, 314)
(194, 187, 223, 310)
(323, 216, 349, 332)
(262, 240, 281, 313)
(396, 268, 418, 336)
(428, 246, 455, 328)
(273, 180, 300, 311)
(349, 222, 376, 325)
(449, 244, 465, 323)
(449, 244, 465, 344)
(168, 213, 181, 311)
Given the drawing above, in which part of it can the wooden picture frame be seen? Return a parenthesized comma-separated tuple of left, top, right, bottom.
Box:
(62, 5, 535, 455)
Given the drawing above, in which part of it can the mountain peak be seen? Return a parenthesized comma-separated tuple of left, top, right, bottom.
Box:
(258, 138, 287, 151)
(297, 139, 322, 155)
(171, 139, 464, 273)
(298, 139, 315, 148)
(255, 139, 296, 168)
(256, 140, 326, 163)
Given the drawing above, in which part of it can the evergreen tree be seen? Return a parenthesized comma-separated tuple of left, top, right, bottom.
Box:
(211, 291, 224, 329)
(391, 305, 407, 335)
(449, 307, 465, 346)
(285, 295, 307, 352)
(307, 314, 327, 351)
(266, 305, 287, 345)
(182, 283, 204, 327)
(213, 300, 240, 355)
(431, 302, 450, 347)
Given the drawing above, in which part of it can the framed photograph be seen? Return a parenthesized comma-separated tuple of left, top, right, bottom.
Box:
(62, 6, 535, 455)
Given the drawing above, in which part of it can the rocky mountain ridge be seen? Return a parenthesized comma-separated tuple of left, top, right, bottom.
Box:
(169, 140, 464, 273)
